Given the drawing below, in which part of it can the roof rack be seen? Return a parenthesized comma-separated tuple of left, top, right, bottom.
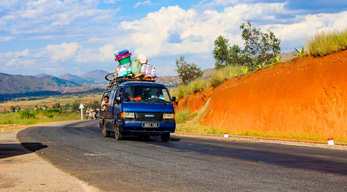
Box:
(105, 72, 155, 89)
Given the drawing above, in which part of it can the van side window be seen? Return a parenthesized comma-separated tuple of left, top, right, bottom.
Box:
(101, 92, 110, 111)
(115, 87, 123, 104)
(109, 90, 116, 105)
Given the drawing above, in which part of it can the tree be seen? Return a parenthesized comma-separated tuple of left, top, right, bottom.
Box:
(72, 101, 80, 112)
(53, 103, 61, 109)
(176, 56, 203, 85)
(229, 44, 251, 66)
(10, 106, 16, 112)
(240, 21, 281, 67)
(213, 35, 231, 69)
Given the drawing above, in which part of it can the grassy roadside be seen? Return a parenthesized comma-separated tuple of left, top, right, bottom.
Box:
(0, 112, 80, 132)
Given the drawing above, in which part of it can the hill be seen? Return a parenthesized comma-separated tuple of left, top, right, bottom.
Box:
(59, 73, 88, 84)
(81, 70, 109, 85)
(156, 68, 215, 87)
(0, 73, 83, 95)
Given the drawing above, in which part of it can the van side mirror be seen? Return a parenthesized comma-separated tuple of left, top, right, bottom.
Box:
(172, 97, 176, 102)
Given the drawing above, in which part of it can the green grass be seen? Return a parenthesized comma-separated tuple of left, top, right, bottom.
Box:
(0, 111, 79, 125)
(175, 110, 192, 124)
(306, 28, 347, 57)
(173, 65, 245, 99)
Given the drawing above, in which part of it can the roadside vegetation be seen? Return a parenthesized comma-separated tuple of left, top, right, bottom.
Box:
(175, 99, 226, 135)
(306, 28, 347, 57)
(173, 65, 245, 98)
(0, 110, 79, 125)
(0, 93, 101, 132)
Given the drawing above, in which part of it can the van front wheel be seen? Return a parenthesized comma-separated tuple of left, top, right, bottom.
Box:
(161, 133, 170, 142)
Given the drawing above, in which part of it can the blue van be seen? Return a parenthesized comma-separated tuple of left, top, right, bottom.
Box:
(99, 80, 176, 142)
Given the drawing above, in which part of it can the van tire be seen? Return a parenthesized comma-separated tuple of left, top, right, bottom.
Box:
(99, 119, 103, 129)
(102, 123, 111, 137)
(161, 133, 170, 142)
(114, 122, 123, 141)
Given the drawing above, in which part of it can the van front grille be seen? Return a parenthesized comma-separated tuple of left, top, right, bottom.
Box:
(135, 112, 163, 121)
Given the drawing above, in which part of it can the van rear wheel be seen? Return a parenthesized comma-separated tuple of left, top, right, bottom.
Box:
(161, 133, 170, 142)
(114, 122, 123, 141)
(102, 123, 111, 137)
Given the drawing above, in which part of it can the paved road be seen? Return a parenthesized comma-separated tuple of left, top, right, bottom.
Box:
(18, 121, 347, 191)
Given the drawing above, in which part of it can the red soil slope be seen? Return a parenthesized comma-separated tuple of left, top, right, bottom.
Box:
(180, 50, 347, 137)
(176, 88, 213, 113)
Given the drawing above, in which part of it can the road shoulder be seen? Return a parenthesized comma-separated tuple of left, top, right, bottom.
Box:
(0, 127, 99, 192)
(173, 133, 347, 151)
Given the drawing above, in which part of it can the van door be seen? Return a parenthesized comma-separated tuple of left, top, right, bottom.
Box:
(99, 91, 111, 128)
(105, 89, 116, 130)
(113, 86, 123, 120)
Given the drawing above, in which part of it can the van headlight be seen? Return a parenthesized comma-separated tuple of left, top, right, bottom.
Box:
(163, 113, 175, 119)
(121, 112, 135, 118)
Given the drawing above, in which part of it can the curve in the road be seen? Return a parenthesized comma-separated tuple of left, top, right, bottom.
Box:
(18, 121, 347, 192)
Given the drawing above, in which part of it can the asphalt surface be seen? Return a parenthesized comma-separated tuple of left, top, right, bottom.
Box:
(18, 121, 347, 192)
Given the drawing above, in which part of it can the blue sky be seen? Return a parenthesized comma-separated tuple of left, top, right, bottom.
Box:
(0, 0, 346, 77)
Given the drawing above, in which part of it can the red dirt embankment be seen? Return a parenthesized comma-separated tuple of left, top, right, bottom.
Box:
(176, 88, 213, 113)
(179, 50, 347, 137)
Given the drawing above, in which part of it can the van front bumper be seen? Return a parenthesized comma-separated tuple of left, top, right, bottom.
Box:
(119, 120, 176, 133)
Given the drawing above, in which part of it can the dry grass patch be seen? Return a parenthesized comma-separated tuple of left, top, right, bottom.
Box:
(306, 28, 347, 57)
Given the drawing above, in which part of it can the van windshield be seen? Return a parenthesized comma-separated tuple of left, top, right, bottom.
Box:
(123, 86, 172, 104)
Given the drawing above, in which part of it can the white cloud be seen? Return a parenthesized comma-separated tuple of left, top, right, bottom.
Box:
(0, 0, 117, 38)
(44, 42, 80, 61)
(0, 36, 15, 42)
(134, 0, 152, 9)
(118, 3, 289, 58)
(103, 0, 122, 4)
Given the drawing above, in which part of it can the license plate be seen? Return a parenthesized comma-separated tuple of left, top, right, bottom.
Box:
(142, 123, 159, 128)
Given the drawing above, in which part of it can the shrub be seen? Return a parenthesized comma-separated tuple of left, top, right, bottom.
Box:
(173, 65, 244, 99)
(306, 29, 347, 57)
(175, 110, 191, 124)
(46, 108, 62, 113)
(20, 110, 36, 119)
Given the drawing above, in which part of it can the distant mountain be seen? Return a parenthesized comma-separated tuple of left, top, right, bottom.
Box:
(59, 73, 87, 84)
(156, 76, 180, 88)
(35, 73, 54, 78)
(202, 68, 214, 79)
(81, 70, 109, 85)
(279, 52, 295, 61)
(0, 73, 83, 95)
